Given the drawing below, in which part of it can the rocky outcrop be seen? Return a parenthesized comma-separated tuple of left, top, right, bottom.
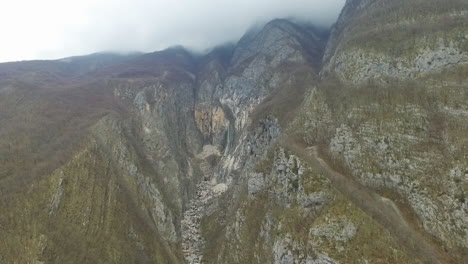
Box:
(322, 0, 468, 83)
(200, 2, 467, 263)
(217, 19, 325, 132)
(299, 0, 468, 260)
(202, 144, 419, 264)
(1, 3, 467, 263)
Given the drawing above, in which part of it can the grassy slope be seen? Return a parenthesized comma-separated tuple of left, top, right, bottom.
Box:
(0, 138, 180, 263)
(331, 0, 468, 55)
(0, 56, 191, 263)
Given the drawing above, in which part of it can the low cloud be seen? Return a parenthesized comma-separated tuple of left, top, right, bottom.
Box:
(0, 0, 345, 62)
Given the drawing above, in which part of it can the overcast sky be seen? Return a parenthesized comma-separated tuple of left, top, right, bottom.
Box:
(0, 0, 345, 63)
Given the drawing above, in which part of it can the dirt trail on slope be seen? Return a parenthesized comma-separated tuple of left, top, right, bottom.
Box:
(281, 138, 450, 264)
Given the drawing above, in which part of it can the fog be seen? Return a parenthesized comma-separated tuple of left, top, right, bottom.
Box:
(0, 0, 345, 62)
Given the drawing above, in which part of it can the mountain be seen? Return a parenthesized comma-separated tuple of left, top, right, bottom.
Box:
(0, 2, 467, 264)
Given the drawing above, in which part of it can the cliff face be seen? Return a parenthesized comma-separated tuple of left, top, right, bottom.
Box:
(319, 0, 468, 252)
(322, 0, 468, 83)
(0, 19, 326, 263)
(290, 0, 467, 262)
(200, 1, 467, 263)
(0, 2, 467, 263)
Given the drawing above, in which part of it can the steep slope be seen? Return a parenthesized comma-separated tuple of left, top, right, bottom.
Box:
(0, 72, 184, 262)
(200, 1, 467, 264)
(0, 19, 327, 263)
(322, 0, 468, 83)
(0, 46, 202, 263)
(0, 3, 467, 263)
(198, 18, 424, 264)
(292, 0, 468, 262)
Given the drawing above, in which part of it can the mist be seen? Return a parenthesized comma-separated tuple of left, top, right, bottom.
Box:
(0, 0, 345, 63)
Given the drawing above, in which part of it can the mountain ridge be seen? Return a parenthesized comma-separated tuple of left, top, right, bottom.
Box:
(0, 1, 467, 262)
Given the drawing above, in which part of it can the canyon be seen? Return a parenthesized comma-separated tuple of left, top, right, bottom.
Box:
(0, 0, 467, 263)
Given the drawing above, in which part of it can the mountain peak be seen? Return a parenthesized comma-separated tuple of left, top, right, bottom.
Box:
(230, 19, 327, 69)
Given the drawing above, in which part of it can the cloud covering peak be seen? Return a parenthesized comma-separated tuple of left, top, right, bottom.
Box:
(0, 0, 345, 63)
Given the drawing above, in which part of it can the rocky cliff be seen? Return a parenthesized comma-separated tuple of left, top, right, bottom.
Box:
(200, 1, 467, 263)
(0, 1, 467, 263)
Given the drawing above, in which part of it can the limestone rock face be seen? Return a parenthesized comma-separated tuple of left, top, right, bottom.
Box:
(218, 19, 326, 132)
(1, 3, 467, 263)
(0, 19, 325, 263)
(290, 0, 468, 260)
(194, 105, 225, 137)
(322, 0, 468, 83)
(309, 0, 468, 253)
(201, 2, 467, 264)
